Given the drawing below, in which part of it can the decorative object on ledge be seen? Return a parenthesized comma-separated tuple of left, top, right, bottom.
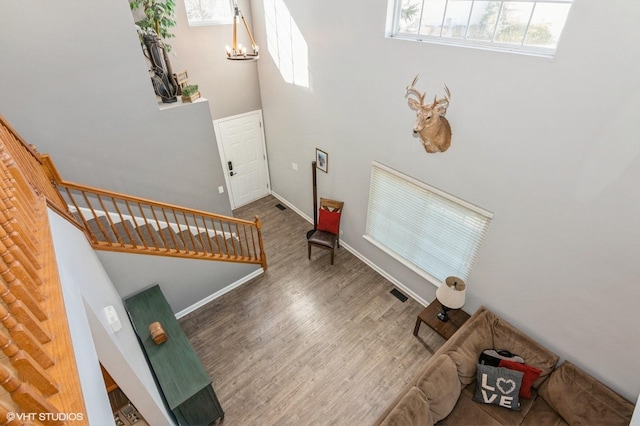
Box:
(224, 0, 260, 61)
(130, 0, 179, 102)
(173, 69, 189, 95)
(405, 74, 452, 153)
(435, 276, 466, 322)
(149, 321, 167, 345)
(181, 84, 200, 103)
(142, 31, 178, 103)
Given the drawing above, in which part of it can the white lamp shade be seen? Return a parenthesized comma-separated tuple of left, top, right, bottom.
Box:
(436, 276, 466, 309)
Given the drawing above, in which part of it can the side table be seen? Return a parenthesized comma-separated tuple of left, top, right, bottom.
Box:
(413, 299, 470, 340)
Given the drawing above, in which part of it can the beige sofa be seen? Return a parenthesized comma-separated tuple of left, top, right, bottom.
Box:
(375, 307, 634, 425)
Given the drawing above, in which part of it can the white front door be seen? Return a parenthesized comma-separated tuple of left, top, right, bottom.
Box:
(214, 110, 270, 209)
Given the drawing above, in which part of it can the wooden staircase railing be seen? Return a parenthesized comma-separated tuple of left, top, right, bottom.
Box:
(0, 115, 86, 424)
(0, 113, 267, 422)
(57, 181, 267, 269)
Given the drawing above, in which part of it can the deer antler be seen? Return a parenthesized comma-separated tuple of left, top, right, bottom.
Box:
(405, 74, 426, 105)
(431, 84, 452, 108)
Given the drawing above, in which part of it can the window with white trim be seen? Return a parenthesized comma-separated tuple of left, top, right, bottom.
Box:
(184, 0, 233, 26)
(387, 0, 573, 57)
(364, 162, 493, 284)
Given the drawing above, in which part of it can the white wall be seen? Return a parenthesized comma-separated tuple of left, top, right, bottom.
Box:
(169, 0, 263, 120)
(251, 0, 640, 400)
(0, 0, 232, 215)
(49, 210, 174, 425)
(97, 251, 260, 314)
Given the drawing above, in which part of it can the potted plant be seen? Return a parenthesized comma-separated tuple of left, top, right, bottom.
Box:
(181, 84, 200, 103)
(129, 0, 177, 49)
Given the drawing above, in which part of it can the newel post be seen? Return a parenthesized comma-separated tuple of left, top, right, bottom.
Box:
(255, 216, 267, 271)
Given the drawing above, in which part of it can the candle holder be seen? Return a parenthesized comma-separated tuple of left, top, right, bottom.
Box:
(224, 1, 259, 61)
(149, 321, 167, 345)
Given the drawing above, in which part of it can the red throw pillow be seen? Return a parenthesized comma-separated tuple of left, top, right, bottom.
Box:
(317, 209, 341, 235)
(499, 359, 542, 399)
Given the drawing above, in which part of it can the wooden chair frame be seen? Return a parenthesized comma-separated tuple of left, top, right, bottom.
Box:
(307, 198, 344, 265)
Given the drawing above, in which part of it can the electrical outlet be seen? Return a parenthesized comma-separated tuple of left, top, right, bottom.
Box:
(218, 186, 224, 194)
(292, 162, 298, 171)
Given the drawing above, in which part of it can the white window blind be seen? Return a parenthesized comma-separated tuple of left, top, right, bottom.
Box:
(364, 162, 493, 284)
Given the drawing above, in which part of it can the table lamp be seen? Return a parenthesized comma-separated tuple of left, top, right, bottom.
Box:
(436, 276, 466, 322)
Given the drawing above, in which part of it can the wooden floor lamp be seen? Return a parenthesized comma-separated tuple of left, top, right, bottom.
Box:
(306, 160, 317, 239)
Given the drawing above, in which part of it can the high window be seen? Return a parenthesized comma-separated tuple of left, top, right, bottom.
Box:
(387, 0, 573, 56)
(184, 0, 233, 26)
(365, 162, 493, 285)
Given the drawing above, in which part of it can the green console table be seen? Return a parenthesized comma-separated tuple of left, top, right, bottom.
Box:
(125, 284, 224, 425)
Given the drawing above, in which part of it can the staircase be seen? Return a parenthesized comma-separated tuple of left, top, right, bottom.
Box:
(58, 181, 266, 267)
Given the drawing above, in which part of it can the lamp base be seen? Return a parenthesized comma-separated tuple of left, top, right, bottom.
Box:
(437, 306, 451, 322)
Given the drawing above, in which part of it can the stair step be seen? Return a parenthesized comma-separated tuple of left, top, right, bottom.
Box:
(137, 224, 165, 249)
(178, 230, 203, 251)
(87, 216, 117, 243)
(196, 232, 219, 253)
(160, 227, 186, 251)
(73, 209, 253, 259)
(113, 220, 143, 246)
(210, 235, 240, 256)
(72, 211, 83, 224)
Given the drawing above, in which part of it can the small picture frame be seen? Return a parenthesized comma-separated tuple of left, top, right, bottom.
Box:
(316, 148, 328, 173)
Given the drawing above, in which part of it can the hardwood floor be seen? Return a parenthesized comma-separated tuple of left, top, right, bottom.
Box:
(179, 195, 445, 425)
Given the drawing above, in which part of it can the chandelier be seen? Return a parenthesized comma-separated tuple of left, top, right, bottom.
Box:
(224, 0, 259, 61)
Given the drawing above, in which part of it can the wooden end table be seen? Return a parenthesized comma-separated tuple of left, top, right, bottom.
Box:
(413, 299, 471, 340)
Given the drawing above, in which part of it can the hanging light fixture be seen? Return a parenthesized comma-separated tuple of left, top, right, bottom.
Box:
(224, 0, 259, 61)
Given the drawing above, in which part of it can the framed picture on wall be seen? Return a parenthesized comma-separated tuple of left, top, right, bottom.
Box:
(316, 148, 328, 173)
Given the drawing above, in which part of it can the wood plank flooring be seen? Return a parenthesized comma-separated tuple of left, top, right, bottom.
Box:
(179, 195, 445, 425)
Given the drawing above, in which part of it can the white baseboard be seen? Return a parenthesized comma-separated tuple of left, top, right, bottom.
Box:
(339, 240, 428, 307)
(271, 192, 428, 307)
(271, 191, 313, 224)
(174, 268, 264, 319)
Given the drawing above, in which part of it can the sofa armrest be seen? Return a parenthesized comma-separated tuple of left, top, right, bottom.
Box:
(538, 361, 634, 425)
(378, 387, 435, 426)
(415, 354, 462, 422)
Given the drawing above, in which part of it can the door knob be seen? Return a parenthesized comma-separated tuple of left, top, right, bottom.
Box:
(228, 161, 234, 176)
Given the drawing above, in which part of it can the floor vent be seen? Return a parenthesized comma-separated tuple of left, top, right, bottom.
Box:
(390, 288, 408, 302)
(275, 203, 286, 210)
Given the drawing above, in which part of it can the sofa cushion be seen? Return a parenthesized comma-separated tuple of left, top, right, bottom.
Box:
(379, 387, 434, 426)
(440, 383, 537, 425)
(538, 361, 634, 426)
(473, 364, 523, 411)
(521, 396, 568, 426)
(416, 354, 461, 422)
(499, 359, 542, 399)
(444, 309, 559, 388)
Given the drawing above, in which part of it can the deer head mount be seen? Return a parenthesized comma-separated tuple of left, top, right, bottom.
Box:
(405, 75, 452, 153)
